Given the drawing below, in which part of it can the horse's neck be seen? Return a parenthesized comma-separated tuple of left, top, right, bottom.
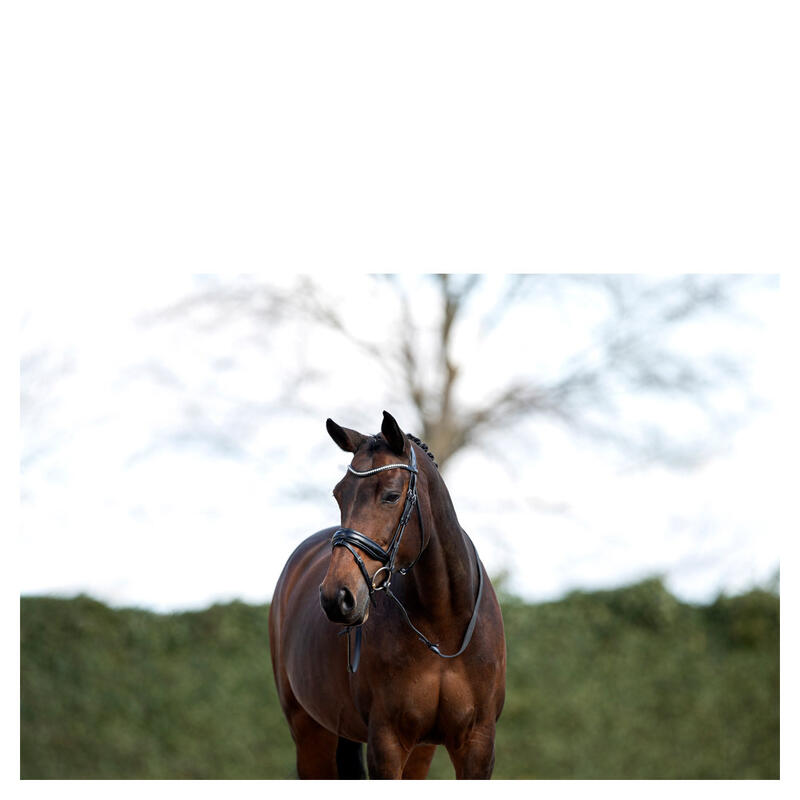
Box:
(403, 466, 479, 633)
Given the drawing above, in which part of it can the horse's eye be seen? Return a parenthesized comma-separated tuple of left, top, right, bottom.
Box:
(382, 492, 401, 504)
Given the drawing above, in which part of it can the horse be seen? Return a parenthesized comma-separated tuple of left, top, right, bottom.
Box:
(269, 411, 506, 779)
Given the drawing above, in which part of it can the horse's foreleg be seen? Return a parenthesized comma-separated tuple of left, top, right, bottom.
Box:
(446, 723, 496, 780)
(367, 726, 412, 779)
(287, 705, 339, 779)
(402, 744, 437, 779)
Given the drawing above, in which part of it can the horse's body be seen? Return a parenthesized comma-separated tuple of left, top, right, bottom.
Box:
(269, 413, 506, 779)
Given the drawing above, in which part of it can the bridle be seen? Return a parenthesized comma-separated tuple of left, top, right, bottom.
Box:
(330, 443, 484, 672)
(331, 445, 424, 595)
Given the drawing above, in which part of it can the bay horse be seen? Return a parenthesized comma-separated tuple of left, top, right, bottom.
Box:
(269, 411, 506, 779)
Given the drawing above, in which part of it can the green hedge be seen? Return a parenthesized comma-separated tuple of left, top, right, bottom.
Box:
(20, 579, 778, 779)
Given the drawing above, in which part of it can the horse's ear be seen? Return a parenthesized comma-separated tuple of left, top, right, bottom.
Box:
(381, 410, 407, 456)
(326, 418, 366, 453)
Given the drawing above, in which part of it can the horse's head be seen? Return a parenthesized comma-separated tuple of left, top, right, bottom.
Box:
(319, 411, 416, 626)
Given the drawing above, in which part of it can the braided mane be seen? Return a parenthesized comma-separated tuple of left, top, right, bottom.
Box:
(406, 433, 438, 470)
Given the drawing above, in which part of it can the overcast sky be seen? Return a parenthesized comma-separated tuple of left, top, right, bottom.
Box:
(18, 273, 780, 612)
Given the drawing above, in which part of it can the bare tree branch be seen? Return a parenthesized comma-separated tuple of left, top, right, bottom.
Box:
(143, 274, 765, 473)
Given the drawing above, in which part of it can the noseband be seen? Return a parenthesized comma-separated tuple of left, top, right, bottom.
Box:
(330, 444, 484, 672)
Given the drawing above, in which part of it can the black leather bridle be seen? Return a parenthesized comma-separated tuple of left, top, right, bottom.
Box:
(331, 444, 484, 672)
(331, 446, 424, 594)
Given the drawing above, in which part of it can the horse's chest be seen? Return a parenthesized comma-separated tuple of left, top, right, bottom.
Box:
(371, 665, 477, 745)
(435, 667, 479, 733)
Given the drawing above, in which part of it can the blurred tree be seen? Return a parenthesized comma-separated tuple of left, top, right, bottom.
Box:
(148, 274, 765, 472)
(20, 311, 75, 481)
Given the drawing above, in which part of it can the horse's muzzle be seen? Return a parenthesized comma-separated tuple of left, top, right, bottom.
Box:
(319, 583, 366, 625)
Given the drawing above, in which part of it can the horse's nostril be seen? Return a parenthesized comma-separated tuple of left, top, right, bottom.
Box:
(337, 587, 355, 615)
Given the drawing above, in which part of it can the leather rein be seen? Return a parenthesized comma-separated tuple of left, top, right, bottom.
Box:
(330, 444, 484, 672)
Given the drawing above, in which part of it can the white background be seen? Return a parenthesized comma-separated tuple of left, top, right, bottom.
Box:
(3, 1, 797, 795)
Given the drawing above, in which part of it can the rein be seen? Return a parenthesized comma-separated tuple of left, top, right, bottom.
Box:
(330, 444, 484, 672)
